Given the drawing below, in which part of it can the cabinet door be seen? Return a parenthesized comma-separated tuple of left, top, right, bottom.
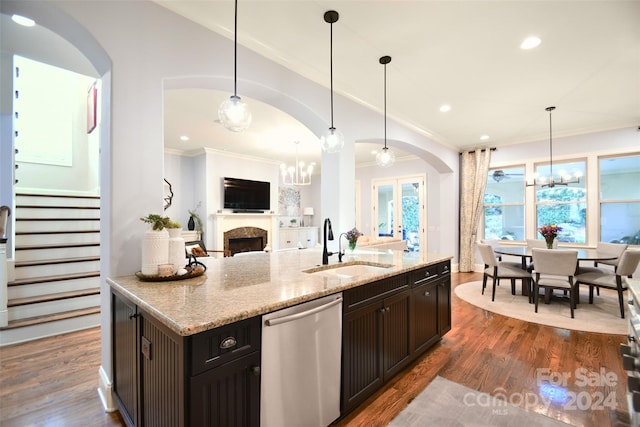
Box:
(382, 289, 412, 380)
(112, 291, 138, 427)
(190, 352, 261, 427)
(342, 301, 384, 414)
(139, 314, 185, 427)
(300, 227, 318, 248)
(279, 229, 297, 249)
(438, 277, 452, 336)
(411, 281, 439, 357)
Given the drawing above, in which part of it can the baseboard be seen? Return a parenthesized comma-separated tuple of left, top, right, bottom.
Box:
(97, 365, 116, 412)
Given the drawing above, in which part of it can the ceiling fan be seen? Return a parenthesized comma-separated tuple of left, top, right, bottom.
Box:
(491, 170, 524, 183)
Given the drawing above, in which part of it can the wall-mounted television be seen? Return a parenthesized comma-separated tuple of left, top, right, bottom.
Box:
(223, 177, 270, 212)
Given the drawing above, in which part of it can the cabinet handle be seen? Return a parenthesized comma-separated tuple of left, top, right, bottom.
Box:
(128, 313, 138, 320)
(424, 291, 430, 296)
(220, 336, 237, 349)
(250, 365, 261, 376)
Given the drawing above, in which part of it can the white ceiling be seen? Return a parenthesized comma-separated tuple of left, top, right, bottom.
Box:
(156, 0, 640, 169)
(2, 2, 638, 170)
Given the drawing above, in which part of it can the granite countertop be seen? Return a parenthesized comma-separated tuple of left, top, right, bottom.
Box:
(108, 248, 452, 337)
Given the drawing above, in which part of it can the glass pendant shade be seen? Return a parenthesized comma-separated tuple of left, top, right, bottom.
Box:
(218, 95, 252, 132)
(376, 146, 395, 167)
(320, 127, 344, 153)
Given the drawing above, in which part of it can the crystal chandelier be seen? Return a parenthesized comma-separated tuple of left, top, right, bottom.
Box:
(218, 0, 252, 132)
(376, 55, 395, 168)
(280, 141, 315, 186)
(526, 106, 581, 188)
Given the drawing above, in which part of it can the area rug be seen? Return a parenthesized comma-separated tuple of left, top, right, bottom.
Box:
(454, 280, 626, 335)
(389, 376, 572, 426)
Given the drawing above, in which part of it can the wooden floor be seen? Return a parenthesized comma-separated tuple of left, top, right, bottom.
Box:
(0, 272, 630, 426)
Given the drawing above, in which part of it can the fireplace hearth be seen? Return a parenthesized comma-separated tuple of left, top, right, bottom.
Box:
(224, 227, 268, 256)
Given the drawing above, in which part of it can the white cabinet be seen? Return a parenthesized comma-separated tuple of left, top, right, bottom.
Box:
(278, 227, 318, 250)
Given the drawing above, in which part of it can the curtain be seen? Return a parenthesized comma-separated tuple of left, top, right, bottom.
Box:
(459, 149, 492, 272)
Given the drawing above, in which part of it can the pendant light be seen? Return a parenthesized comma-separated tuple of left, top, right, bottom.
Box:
(320, 10, 344, 153)
(526, 106, 581, 188)
(218, 0, 251, 132)
(376, 55, 395, 167)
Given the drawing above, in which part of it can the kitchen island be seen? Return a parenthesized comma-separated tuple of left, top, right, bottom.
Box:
(108, 248, 452, 427)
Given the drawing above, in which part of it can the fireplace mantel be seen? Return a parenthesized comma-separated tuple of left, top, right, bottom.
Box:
(212, 213, 278, 253)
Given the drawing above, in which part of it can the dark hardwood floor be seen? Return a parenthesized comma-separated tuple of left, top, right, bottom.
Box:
(0, 272, 630, 426)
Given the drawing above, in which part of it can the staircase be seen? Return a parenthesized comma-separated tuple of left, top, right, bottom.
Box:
(0, 193, 101, 346)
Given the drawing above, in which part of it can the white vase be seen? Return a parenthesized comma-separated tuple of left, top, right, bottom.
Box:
(168, 228, 185, 273)
(141, 228, 169, 275)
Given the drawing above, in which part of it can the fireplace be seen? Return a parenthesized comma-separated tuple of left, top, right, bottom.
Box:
(224, 227, 268, 256)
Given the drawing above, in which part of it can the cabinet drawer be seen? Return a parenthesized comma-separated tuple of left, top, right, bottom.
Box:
(191, 316, 261, 376)
(411, 261, 450, 287)
(343, 274, 409, 312)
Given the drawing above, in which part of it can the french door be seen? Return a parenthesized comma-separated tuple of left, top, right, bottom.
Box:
(372, 175, 425, 252)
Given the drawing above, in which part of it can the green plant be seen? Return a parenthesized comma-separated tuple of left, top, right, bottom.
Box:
(166, 220, 181, 229)
(140, 214, 172, 230)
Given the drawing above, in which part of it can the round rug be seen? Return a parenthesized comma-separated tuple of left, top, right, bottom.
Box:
(454, 280, 627, 335)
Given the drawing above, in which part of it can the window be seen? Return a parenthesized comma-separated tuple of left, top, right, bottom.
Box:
(600, 154, 640, 244)
(535, 159, 586, 243)
(483, 167, 525, 240)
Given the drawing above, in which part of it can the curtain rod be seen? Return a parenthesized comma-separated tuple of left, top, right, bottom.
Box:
(459, 147, 496, 155)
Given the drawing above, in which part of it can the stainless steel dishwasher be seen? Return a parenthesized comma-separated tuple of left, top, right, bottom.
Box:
(261, 292, 343, 427)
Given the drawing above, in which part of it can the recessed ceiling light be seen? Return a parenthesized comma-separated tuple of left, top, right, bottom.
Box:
(371, 150, 378, 155)
(439, 104, 451, 113)
(520, 36, 541, 50)
(480, 135, 490, 141)
(180, 135, 189, 141)
(12, 14, 36, 27)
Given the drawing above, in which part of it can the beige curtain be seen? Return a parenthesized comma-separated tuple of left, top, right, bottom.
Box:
(459, 149, 492, 272)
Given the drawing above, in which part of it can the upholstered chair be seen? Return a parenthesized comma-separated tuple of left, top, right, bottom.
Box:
(594, 242, 628, 270)
(478, 243, 532, 302)
(575, 249, 640, 318)
(531, 248, 578, 318)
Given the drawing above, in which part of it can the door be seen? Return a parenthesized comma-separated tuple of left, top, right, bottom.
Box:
(373, 176, 425, 252)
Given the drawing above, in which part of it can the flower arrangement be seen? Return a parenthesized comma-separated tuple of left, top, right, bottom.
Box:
(345, 227, 362, 244)
(538, 224, 562, 248)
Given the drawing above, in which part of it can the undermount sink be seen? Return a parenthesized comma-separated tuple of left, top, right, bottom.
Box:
(303, 262, 394, 279)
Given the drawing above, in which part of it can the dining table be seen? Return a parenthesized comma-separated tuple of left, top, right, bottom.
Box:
(493, 246, 618, 271)
(493, 246, 618, 303)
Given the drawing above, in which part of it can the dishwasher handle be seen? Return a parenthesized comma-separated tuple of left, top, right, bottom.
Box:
(264, 296, 342, 327)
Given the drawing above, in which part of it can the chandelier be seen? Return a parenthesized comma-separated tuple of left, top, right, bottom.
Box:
(526, 106, 581, 188)
(218, 0, 252, 132)
(376, 55, 395, 167)
(280, 141, 315, 186)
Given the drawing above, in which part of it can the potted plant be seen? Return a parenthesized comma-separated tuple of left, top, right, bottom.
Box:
(345, 227, 363, 252)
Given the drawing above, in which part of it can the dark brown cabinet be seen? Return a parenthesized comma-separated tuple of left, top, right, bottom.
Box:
(111, 290, 261, 427)
(341, 274, 412, 414)
(342, 260, 451, 416)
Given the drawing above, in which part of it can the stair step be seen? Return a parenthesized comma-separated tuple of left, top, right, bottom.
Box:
(15, 193, 100, 208)
(8, 271, 100, 286)
(15, 243, 100, 262)
(15, 256, 100, 268)
(16, 242, 99, 251)
(8, 293, 100, 321)
(15, 219, 100, 233)
(8, 274, 100, 300)
(0, 306, 101, 330)
(8, 288, 100, 307)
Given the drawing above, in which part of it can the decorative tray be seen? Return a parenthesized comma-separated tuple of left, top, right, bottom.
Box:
(135, 266, 205, 282)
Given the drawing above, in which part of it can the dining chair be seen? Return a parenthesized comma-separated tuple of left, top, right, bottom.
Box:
(478, 243, 533, 302)
(575, 249, 640, 319)
(593, 242, 628, 270)
(480, 239, 502, 262)
(531, 248, 578, 318)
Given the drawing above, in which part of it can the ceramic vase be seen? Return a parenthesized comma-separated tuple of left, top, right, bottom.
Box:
(168, 228, 185, 273)
(188, 216, 195, 231)
(141, 228, 169, 275)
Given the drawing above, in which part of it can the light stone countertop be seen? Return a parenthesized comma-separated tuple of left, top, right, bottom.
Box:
(108, 248, 452, 337)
